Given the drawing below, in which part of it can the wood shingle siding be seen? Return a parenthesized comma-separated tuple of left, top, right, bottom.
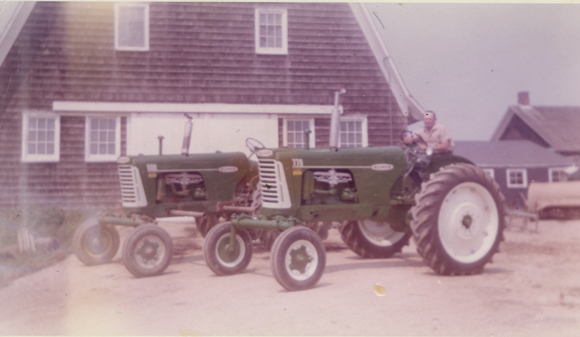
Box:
(0, 2, 407, 209)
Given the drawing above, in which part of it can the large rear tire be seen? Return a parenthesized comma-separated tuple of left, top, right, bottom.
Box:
(271, 226, 326, 291)
(72, 219, 120, 265)
(122, 224, 174, 277)
(410, 163, 505, 275)
(203, 222, 253, 276)
(340, 220, 411, 258)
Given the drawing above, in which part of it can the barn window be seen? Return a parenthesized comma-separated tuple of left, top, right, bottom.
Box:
(339, 118, 368, 148)
(115, 3, 149, 51)
(85, 117, 120, 162)
(255, 8, 288, 55)
(21, 113, 60, 162)
(506, 169, 527, 188)
(283, 119, 314, 148)
(549, 167, 568, 182)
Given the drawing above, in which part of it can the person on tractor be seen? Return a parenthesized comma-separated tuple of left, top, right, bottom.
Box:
(403, 110, 454, 155)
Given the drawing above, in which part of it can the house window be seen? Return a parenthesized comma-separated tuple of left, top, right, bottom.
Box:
(115, 3, 149, 51)
(255, 8, 288, 55)
(549, 168, 568, 182)
(506, 169, 527, 188)
(339, 118, 368, 148)
(284, 119, 314, 148)
(21, 113, 60, 162)
(482, 168, 495, 179)
(85, 117, 120, 162)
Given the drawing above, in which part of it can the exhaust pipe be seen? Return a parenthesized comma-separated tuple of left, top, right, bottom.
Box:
(329, 88, 346, 150)
(181, 114, 193, 157)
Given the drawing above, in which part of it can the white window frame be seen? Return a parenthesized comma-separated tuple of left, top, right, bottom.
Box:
(338, 117, 368, 148)
(21, 112, 61, 163)
(549, 167, 568, 182)
(482, 168, 495, 179)
(254, 8, 288, 55)
(283, 118, 315, 149)
(85, 116, 121, 162)
(506, 168, 528, 188)
(115, 3, 150, 51)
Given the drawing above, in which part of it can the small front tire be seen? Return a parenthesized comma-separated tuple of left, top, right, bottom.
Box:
(72, 219, 120, 265)
(271, 226, 326, 291)
(122, 224, 174, 278)
(203, 222, 253, 276)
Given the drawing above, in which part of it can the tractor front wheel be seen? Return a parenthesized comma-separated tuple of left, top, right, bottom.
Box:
(410, 163, 505, 275)
(203, 222, 253, 275)
(340, 220, 410, 258)
(72, 219, 120, 265)
(271, 226, 326, 291)
(122, 224, 174, 277)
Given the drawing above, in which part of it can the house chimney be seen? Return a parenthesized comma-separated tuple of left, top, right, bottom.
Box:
(518, 91, 530, 105)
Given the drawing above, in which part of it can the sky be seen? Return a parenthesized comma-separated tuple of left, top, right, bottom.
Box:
(367, 3, 580, 141)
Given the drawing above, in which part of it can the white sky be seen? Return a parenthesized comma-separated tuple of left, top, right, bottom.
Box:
(367, 3, 580, 140)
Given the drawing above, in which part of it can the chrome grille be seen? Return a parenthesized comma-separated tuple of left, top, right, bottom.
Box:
(258, 159, 279, 205)
(118, 165, 147, 207)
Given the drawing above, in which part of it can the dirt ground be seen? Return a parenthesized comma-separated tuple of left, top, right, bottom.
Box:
(0, 218, 579, 336)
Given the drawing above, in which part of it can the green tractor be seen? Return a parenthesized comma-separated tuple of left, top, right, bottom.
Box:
(72, 115, 262, 277)
(203, 89, 506, 291)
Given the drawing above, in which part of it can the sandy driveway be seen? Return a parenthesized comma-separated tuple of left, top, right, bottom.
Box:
(0, 218, 579, 336)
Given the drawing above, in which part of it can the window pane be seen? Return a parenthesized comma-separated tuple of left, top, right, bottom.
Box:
(47, 130, 55, 141)
(38, 118, 46, 129)
(38, 143, 46, 154)
(47, 119, 55, 129)
(99, 144, 107, 154)
(28, 143, 36, 154)
(38, 131, 46, 142)
(47, 143, 55, 155)
(91, 120, 98, 130)
(108, 131, 116, 142)
(118, 6, 145, 48)
(29, 118, 37, 128)
(108, 144, 115, 154)
(100, 131, 107, 142)
(91, 144, 98, 155)
(29, 130, 37, 142)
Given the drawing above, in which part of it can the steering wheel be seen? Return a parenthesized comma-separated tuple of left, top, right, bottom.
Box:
(400, 130, 414, 143)
(246, 138, 266, 155)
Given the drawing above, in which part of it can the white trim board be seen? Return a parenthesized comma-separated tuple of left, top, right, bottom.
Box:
(53, 101, 342, 115)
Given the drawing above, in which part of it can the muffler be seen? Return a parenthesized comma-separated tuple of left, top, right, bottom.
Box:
(329, 88, 346, 150)
(181, 114, 193, 157)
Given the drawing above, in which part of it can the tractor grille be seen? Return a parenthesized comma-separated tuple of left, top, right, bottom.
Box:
(118, 165, 147, 208)
(258, 159, 291, 209)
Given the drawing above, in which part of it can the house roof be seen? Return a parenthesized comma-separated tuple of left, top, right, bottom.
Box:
(454, 140, 575, 168)
(0, 2, 35, 66)
(349, 4, 425, 124)
(491, 105, 580, 153)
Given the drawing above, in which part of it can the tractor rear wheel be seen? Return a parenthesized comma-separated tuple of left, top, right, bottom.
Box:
(72, 219, 120, 265)
(271, 226, 326, 291)
(197, 213, 219, 237)
(122, 224, 174, 278)
(410, 163, 505, 275)
(204, 222, 253, 276)
(340, 220, 410, 258)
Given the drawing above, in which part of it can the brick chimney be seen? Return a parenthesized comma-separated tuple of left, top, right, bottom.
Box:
(518, 91, 530, 105)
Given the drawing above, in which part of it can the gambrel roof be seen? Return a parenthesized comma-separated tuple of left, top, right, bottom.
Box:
(491, 104, 580, 153)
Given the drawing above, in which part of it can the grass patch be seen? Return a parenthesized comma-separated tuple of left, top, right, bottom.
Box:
(0, 206, 91, 287)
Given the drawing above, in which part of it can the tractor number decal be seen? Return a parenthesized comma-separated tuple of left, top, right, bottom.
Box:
(292, 159, 304, 175)
(219, 166, 238, 173)
(371, 163, 394, 171)
(147, 164, 158, 178)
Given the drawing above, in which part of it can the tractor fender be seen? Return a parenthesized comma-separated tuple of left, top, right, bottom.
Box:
(425, 153, 474, 178)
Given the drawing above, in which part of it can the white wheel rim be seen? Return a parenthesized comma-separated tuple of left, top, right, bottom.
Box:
(216, 233, 246, 268)
(438, 182, 499, 263)
(134, 235, 166, 268)
(358, 220, 406, 247)
(285, 239, 318, 281)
